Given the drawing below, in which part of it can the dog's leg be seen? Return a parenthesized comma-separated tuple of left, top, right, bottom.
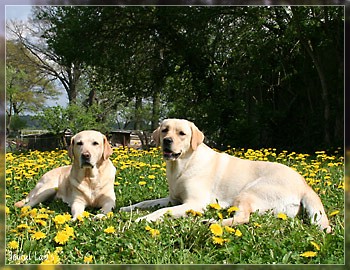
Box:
(95, 198, 115, 219)
(120, 197, 173, 212)
(71, 201, 86, 220)
(220, 197, 253, 226)
(14, 186, 57, 208)
(135, 202, 203, 222)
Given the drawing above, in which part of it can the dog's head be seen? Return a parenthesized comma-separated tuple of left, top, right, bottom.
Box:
(68, 130, 113, 168)
(152, 119, 204, 161)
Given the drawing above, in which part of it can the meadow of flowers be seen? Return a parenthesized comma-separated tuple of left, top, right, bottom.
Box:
(5, 146, 344, 264)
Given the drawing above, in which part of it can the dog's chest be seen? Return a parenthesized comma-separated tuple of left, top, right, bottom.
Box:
(71, 173, 102, 206)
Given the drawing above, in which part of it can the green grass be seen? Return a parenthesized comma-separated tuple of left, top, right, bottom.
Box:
(5, 147, 344, 264)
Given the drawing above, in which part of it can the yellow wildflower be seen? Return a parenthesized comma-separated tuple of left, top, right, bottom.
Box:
(277, 213, 288, 220)
(310, 241, 320, 251)
(235, 229, 243, 237)
(224, 226, 236, 233)
(7, 240, 19, 249)
(104, 226, 116, 234)
(64, 225, 75, 238)
(54, 231, 70, 245)
(145, 225, 160, 237)
(84, 255, 93, 263)
(53, 214, 67, 225)
(17, 224, 30, 230)
(227, 206, 239, 214)
(41, 252, 60, 264)
(32, 231, 46, 240)
(300, 251, 317, 258)
(209, 223, 223, 236)
(212, 236, 229, 245)
(186, 209, 203, 217)
(330, 210, 340, 216)
(209, 203, 221, 210)
(138, 181, 147, 186)
(36, 214, 49, 220)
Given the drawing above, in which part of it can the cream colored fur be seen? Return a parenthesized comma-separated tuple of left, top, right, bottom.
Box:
(120, 119, 331, 233)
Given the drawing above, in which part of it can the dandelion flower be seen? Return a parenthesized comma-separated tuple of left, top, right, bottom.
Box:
(104, 226, 116, 234)
(148, 175, 156, 179)
(209, 203, 221, 210)
(300, 251, 317, 258)
(7, 240, 19, 249)
(227, 206, 239, 214)
(210, 223, 223, 236)
(149, 228, 160, 237)
(41, 252, 60, 264)
(138, 181, 147, 186)
(224, 226, 236, 233)
(186, 209, 203, 217)
(330, 210, 340, 216)
(277, 213, 288, 220)
(145, 225, 160, 237)
(5, 207, 10, 214)
(53, 214, 67, 225)
(310, 241, 320, 251)
(235, 229, 243, 237)
(36, 213, 49, 220)
(84, 255, 93, 263)
(64, 225, 75, 238)
(17, 224, 30, 230)
(212, 236, 229, 245)
(54, 231, 70, 245)
(32, 231, 46, 240)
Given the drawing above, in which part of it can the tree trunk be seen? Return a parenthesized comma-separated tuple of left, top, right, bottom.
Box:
(152, 92, 161, 130)
(134, 97, 143, 130)
(302, 39, 331, 145)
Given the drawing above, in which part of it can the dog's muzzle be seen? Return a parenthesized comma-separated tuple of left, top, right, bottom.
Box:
(162, 137, 181, 160)
(81, 152, 93, 168)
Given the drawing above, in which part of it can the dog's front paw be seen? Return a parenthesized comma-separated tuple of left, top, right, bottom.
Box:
(135, 213, 163, 223)
(94, 214, 106, 220)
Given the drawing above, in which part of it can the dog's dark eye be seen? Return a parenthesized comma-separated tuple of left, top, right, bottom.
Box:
(162, 128, 168, 133)
(77, 141, 83, 146)
(179, 131, 186, 136)
(93, 141, 99, 146)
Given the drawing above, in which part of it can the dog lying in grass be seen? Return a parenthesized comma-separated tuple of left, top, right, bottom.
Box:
(15, 130, 116, 220)
(120, 119, 331, 233)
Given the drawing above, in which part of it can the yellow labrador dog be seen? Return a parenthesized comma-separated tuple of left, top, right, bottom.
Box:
(15, 130, 116, 220)
(120, 119, 331, 233)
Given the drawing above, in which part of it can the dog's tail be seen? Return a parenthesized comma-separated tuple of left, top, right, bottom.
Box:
(301, 186, 331, 233)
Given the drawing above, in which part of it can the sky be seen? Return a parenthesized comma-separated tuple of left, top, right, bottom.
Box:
(5, 5, 69, 108)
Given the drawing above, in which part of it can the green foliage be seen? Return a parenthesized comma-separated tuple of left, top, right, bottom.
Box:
(5, 147, 344, 264)
(36, 104, 115, 134)
(7, 6, 343, 151)
(8, 115, 27, 132)
(29, 6, 343, 151)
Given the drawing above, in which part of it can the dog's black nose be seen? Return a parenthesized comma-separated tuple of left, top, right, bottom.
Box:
(163, 137, 173, 146)
(82, 152, 91, 160)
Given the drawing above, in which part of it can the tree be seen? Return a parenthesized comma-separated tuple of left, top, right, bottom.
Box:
(24, 6, 343, 150)
(6, 40, 59, 132)
(7, 12, 83, 105)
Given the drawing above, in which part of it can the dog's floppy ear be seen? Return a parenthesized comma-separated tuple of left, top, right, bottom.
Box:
(152, 126, 161, 147)
(103, 136, 113, 160)
(190, 122, 204, 150)
(68, 135, 75, 160)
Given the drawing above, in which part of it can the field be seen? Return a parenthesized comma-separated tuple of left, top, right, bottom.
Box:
(5, 147, 344, 264)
